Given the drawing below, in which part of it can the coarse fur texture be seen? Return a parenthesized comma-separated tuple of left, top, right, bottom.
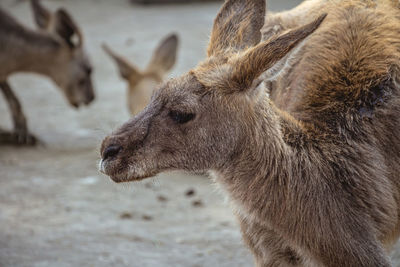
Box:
(100, 0, 400, 266)
(103, 34, 179, 115)
(0, 0, 94, 145)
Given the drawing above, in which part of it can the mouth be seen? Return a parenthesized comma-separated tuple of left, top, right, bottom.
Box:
(70, 102, 80, 109)
(84, 97, 95, 105)
(70, 97, 93, 108)
(99, 159, 153, 183)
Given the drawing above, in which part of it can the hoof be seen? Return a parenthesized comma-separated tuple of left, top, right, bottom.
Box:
(0, 130, 42, 146)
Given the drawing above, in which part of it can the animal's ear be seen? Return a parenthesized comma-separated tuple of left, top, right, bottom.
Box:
(53, 9, 83, 48)
(102, 44, 141, 81)
(230, 14, 327, 92)
(31, 0, 51, 29)
(207, 0, 266, 57)
(147, 34, 179, 76)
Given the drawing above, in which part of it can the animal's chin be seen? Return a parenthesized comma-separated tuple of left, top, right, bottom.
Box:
(68, 99, 86, 109)
(100, 159, 157, 183)
(67, 97, 89, 108)
(70, 102, 80, 109)
(109, 173, 153, 183)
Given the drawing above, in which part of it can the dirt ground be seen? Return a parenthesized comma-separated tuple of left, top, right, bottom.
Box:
(1, 0, 400, 266)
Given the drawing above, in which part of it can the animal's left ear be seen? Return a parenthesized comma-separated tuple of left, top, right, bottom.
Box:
(229, 14, 327, 92)
(31, 0, 51, 29)
(147, 34, 179, 76)
(207, 0, 266, 57)
(102, 44, 142, 82)
(53, 9, 83, 49)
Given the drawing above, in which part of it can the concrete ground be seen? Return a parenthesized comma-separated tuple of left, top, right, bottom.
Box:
(1, 0, 399, 266)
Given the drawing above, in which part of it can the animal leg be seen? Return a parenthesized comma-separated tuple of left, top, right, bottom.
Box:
(0, 81, 37, 145)
(239, 218, 307, 267)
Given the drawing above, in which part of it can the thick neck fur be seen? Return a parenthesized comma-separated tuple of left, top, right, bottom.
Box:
(214, 94, 291, 223)
(0, 8, 61, 80)
(211, 92, 396, 266)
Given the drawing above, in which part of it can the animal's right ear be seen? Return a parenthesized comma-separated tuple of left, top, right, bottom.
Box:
(207, 0, 266, 57)
(102, 44, 141, 81)
(31, 0, 51, 29)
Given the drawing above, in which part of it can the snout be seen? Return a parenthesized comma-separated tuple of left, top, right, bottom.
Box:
(99, 136, 125, 182)
(84, 87, 95, 105)
(66, 82, 95, 108)
(99, 107, 157, 182)
(66, 95, 85, 109)
(68, 92, 94, 108)
(70, 101, 80, 109)
(102, 144, 122, 161)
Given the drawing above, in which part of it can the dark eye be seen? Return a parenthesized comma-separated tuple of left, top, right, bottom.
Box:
(83, 65, 92, 75)
(78, 78, 86, 86)
(169, 110, 195, 124)
(86, 67, 92, 75)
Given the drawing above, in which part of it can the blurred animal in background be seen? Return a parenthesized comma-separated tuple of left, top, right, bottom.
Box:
(100, 0, 400, 266)
(103, 34, 178, 115)
(0, 0, 94, 145)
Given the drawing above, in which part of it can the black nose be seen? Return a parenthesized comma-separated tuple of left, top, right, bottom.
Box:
(85, 90, 95, 104)
(103, 145, 122, 161)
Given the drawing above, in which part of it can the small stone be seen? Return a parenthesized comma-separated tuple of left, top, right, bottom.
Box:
(157, 195, 168, 202)
(192, 200, 203, 207)
(185, 188, 196, 197)
(142, 214, 153, 221)
(120, 212, 133, 219)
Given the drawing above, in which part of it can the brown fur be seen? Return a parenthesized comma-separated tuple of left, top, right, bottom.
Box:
(0, 0, 93, 145)
(103, 34, 178, 115)
(100, 0, 400, 266)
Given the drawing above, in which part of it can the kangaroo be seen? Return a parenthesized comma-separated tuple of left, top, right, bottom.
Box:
(100, 0, 400, 266)
(0, 0, 94, 145)
(103, 34, 178, 115)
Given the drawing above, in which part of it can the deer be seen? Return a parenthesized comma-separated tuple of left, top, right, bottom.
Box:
(103, 34, 178, 115)
(99, 0, 400, 266)
(0, 0, 94, 145)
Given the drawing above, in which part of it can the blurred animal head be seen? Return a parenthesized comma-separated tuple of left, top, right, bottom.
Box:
(99, 0, 325, 182)
(31, 0, 94, 108)
(103, 34, 178, 115)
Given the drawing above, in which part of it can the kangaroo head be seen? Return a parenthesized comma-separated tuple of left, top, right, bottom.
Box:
(31, 0, 94, 108)
(103, 34, 178, 115)
(99, 0, 326, 182)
